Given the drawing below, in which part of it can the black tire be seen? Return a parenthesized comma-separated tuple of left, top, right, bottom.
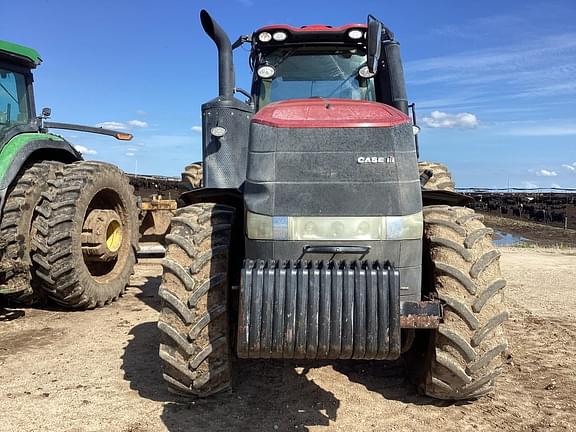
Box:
(0, 161, 64, 303)
(158, 203, 235, 397)
(411, 205, 508, 400)
(418, 161, 455, 191)
(31, 161, 138, 308)
(181, 162, 203, 189)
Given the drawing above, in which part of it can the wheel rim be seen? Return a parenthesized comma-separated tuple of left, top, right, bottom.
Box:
(80, 189, 131, 281)
(106, 219, 123, 253)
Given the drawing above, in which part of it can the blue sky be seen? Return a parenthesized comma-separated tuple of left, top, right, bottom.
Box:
(3, 0, 575, 189)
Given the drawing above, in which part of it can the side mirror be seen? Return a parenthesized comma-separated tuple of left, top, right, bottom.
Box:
(367, 15, 383, 74)
(41, 107, 51, 118)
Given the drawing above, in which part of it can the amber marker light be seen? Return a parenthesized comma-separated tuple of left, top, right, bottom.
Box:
(115, 133, 133, 141)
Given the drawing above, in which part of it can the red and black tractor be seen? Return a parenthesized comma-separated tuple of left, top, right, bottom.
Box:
(157, 10, 508, 400)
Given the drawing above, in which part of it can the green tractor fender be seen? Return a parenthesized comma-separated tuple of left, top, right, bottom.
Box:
(0, 132, 81, 216)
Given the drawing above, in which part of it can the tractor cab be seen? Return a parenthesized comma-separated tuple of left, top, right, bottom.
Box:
(247, 21, 408, 115)
(0, 41, 39, 141)
(249, 24, 378, 109)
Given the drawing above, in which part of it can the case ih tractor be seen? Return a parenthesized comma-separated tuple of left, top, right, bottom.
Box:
(157, 11, 508, 400)
(0, 40, 138, 308)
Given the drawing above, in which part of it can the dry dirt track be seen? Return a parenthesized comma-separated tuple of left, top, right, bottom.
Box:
(1, 247, 576, 432)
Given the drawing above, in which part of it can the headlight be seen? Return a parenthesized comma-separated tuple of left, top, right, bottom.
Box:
(386, 212, 423, 240)
(246, 212, 273, 239)
(257, 65, 276, 79)
(273, 31, 287, 41)
(258, 32, 272, 42)
(246, 211, 423, 241)
(359, 65, 376, 79)
(290, 216, 381, 241)
(348, 29, 364, 40)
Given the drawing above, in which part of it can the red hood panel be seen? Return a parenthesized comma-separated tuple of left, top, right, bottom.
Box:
(252, 99, 411, 129)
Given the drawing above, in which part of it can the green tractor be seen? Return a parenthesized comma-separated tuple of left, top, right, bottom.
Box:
(0, 40, 138, 308)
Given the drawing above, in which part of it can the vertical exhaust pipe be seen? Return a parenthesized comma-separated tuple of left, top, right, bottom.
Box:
(200, 10, 235, 99)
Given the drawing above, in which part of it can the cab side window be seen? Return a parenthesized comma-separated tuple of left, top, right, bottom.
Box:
(0, 69, 30, 128)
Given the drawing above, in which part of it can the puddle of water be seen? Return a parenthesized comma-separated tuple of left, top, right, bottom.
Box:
(493, 230, 529, 247)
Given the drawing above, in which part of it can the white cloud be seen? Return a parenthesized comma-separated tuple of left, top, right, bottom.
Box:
(535, 169, 557, 177)
(74, 145, 97, 155)
(136, 110, 147, 116)
(125, 152, 136, 157)
(405, 32, 576, 111)
(422, 111, 479, 129)
(96, 121, 128, 131)
(562, 163, 576, 172)
(127, 120, 149, 128)
(191, 126, 202, 133)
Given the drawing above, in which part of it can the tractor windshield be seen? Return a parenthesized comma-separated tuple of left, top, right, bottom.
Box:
(255, 48, 376, 109)
(0, 68, 30, 132)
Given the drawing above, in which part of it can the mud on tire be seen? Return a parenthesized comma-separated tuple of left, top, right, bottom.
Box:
(0, 161, 63, 302)
(413, 205, 508, 400)
(418, 162, 455, 191)
(158, 203, 235, 397)
(31, 161, 138, 308)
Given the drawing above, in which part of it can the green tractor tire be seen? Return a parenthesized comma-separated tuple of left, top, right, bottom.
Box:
(31, 161, 139, 308)
(0, 161, 64, 302)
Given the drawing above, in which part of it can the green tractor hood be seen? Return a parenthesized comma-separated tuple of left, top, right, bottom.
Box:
(0, 40, 42, 68)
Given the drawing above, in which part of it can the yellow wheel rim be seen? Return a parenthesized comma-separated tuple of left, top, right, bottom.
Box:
(106, 220, 123, 253)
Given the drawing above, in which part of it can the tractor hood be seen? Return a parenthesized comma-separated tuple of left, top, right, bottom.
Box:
(252, 99, 410, 129)
(245, 99, 421, 217)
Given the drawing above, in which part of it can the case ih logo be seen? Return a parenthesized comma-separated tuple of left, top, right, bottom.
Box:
(357, 156, 395, 164)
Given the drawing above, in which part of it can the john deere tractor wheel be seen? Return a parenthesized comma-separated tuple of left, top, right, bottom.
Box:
(158, 203, 235, 397)
(418, 161, 455, 191)
(181, 162, 203, 189)
(31, 161, 138, 309)
(412, 205, 508, 400)
(0, 161, 63, 303)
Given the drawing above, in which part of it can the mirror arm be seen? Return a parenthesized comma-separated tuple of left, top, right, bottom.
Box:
(234, 87, 254, 108)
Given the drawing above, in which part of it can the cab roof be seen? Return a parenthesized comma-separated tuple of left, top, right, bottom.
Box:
(257, 23, 366, 33)
(0, 40, 42, 68)
(252, 23, 368, 49)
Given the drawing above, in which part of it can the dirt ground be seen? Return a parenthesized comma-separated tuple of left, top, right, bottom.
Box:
(1, 247, 576, 432)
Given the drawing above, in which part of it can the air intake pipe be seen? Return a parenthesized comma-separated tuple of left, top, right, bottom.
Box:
(200, 10, 235, 99)
(383, 41, 409, 115)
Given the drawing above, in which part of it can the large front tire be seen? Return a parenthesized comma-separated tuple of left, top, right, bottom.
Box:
(415, 205, 508, 400)
(31, 161, 138, 308)
(158, 203, 235, 397)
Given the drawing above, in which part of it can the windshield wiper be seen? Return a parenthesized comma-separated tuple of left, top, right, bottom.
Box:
(326, 62, 366, 98)
(269, 48, 299, 69)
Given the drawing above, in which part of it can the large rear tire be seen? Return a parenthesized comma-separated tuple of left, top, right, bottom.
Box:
(418, 161, 455, 191)
(412, 205, 508, 400)
(158, 203, 235, 397)
(31, 161, 138, 308)
(0, 161, 63, 302)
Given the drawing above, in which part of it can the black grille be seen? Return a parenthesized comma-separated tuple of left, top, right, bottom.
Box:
(237, 260, 401, 360)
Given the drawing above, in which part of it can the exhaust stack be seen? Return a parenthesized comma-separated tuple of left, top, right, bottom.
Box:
(200, 10, 235, 99)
